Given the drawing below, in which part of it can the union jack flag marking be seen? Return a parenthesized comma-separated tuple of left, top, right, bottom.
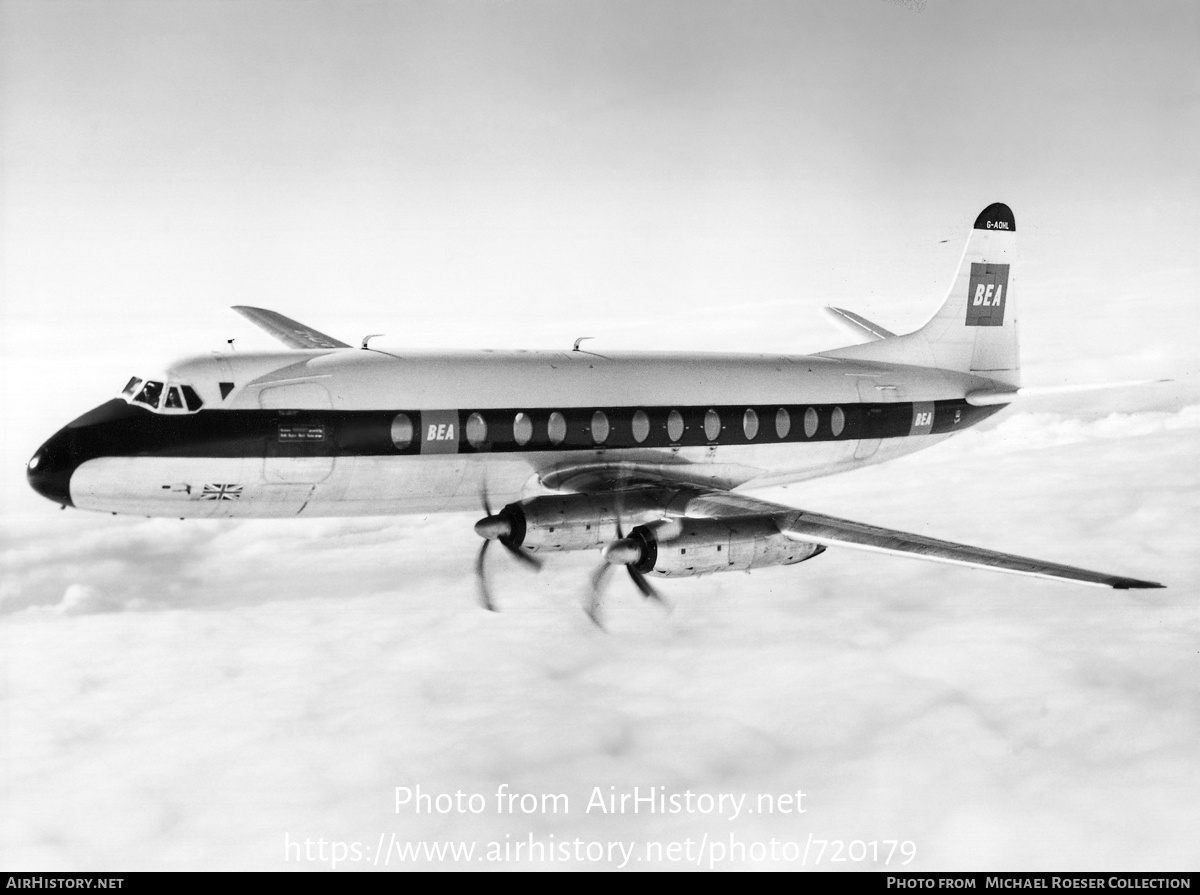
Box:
(201, 484, 243, 501)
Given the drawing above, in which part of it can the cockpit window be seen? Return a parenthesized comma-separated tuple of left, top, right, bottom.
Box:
(123, 377, 204, 413)
(181, 385, 204, 411)
(134, 380, 164, 408)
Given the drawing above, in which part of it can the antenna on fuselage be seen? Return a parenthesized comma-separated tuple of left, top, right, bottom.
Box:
(226, 339, 235, 351)
(573, 337, 594, 352)
(361, 334, 385, 350)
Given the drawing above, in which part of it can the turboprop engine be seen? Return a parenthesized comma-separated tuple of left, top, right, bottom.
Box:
(472, 489, 826, 622)
(603, 516, 826, 578)
(473, 489, 675, 554)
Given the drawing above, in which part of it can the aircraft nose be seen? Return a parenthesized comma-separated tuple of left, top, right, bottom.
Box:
(26, 431, 77, 507)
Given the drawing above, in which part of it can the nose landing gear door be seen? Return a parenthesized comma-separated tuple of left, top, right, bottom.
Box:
(260, 383, 334, 484)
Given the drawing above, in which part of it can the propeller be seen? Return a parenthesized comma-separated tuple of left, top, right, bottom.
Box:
(584, 507, 665, 628)
(474, 486, 542, 611)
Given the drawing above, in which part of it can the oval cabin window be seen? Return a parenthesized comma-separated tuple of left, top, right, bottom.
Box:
(631, 410, 650, 444)
(591, 410, 610, 444)
(547, 412, 567, 446)
(390, 413, 414, 450)
(831, 406, 845, 437)
(466, 412, 488, 448)
(743, 408, 759, 440)
(704, 409, 721, 441)
(804, 407, 818, 438)
(667, 410, 685, 442)
(775, 407, 791, 439)
(513, 412, 533, 446)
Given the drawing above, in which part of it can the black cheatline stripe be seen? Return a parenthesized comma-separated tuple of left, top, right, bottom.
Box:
(55, 399, 1004, 462)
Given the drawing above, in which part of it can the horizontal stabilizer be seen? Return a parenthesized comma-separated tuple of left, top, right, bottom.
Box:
(966, 379, 1173, 406)
(822, 306, 896, 342)
(231, 306, 351, 350)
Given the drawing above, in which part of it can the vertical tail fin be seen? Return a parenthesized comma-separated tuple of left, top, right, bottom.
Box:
(821, 203, 1020, 387)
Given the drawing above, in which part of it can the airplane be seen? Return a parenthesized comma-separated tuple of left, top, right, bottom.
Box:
(25, 202, 1164, 621)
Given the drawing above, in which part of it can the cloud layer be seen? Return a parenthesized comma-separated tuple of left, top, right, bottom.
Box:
(2, 405, 1197, 870)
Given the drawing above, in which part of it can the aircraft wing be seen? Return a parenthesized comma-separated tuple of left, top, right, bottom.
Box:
(231, 306, 351, 349)
(673, 489, 1164, 590)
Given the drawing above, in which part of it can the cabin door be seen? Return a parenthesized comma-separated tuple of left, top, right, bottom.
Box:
(260, 383, 335, 484)
(854, 378, 889, 460)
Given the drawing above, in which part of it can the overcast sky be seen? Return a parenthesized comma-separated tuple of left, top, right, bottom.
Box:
(1, 0, 1197, 871)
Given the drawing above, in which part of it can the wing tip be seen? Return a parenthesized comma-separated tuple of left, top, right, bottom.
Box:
(1110, 579, 1166, 590)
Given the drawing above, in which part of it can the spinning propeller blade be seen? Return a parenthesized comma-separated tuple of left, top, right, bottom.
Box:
(473, 484, 542, 611)
(584, 492, 665, 626)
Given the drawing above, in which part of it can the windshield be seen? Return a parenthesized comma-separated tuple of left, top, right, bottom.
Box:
(121, 377, 204, 413)
(181, 385, 203, 410)
(133, 380, 164, 408)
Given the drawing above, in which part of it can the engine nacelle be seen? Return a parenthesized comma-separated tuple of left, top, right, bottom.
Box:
(499, 490, 674, 553)
(625, 517, 825, 578)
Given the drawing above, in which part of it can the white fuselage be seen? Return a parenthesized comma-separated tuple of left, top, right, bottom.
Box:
(55, 348, 1003, 519)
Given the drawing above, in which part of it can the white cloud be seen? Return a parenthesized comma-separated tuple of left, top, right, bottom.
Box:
(1, 405, 1197, 870)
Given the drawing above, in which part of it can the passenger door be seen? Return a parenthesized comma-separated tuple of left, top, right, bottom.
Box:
(260, 383, 335, 484)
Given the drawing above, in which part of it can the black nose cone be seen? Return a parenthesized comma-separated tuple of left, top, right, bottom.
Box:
(26, 399, 145, 509)
(27, 431, 77, 507)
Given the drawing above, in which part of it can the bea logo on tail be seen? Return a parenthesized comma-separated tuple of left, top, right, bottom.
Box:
(965, 262, 1010, 327)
